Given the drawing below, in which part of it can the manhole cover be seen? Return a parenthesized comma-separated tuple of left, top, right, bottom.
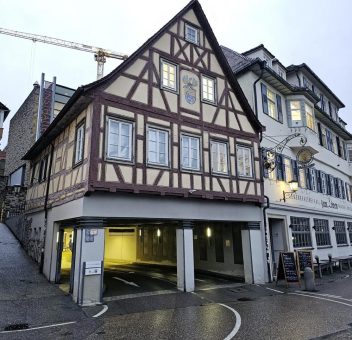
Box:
(237, 297, 254, 302)
(4, 323, 29, 331)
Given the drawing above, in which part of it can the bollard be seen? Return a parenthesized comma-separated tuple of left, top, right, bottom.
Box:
(304, 267, 316, 291)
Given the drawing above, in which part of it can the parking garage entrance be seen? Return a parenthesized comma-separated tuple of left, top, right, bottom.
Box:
(103, 222, 245, 299)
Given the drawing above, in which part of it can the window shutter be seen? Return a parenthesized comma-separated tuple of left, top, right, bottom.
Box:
(261, 83, 268, 114)
(345, 183, 349, 201)
(336, 137, 341, 157)
(286, 100, 292, 127)
(291, 159, 298, 182)
(276, 94, 283, 123)
(276, 154, 283, 181)
(334, 178, 339, 197)
(317, 123, 323, 146)
(305, 168, 311, 190)
(317, 170, 322, 193)
(261, 148, 269, 178)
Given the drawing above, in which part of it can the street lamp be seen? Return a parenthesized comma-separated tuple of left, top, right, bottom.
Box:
(281, 180, 299, 202)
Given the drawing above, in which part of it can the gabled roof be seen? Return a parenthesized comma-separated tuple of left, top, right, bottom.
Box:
(242, 44, 275, 59)
(24, 0, 262, 160)
(221, 46, 259, 73)
(286, 63, 344, 108)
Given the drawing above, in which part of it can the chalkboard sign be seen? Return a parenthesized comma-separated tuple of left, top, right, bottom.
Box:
(276, 252, 299, 284)
(296, 250, 313, 274)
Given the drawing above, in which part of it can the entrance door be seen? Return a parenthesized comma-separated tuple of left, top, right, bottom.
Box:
(268, 218, 287, 277)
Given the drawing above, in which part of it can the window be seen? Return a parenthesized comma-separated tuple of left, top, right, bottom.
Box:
(289, 101, 302, 125)
(305, 104, 314, 130)
(181, 135, 200, 170)
(185, 24, 199, 44)
(310, 168, 317, 191)
(321, 172, 327, 194)
(38, 156, 48, 182)
(161, 59, 177, 91)
(211, 140, 228, 174)
(236, 145, 253, 178)
(276, 154, 284, 181)
(284, 158, 292, 182)
(347, 222, 352, 244)
(147, 127, 169, 166)
(8, 165, 25, 186)
(74, 123, 85, 165)
(299, 168, 306, 188)
(347, 146, 352, 163)
(107, 118, 133, 161)
(261, 84, 283, 122)
(314, 219, 331, 247)
(291, 217, 312, 248)
(201, 76, 216, 103)
(329, 175, 335, 197)
(334, 221, 348, 245)
(31, 163, 37, 185)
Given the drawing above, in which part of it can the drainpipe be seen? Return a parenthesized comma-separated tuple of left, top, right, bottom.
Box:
(263, 195, 271, 282)
(39, 143, 55, 274)
(253, 62, 265, 117)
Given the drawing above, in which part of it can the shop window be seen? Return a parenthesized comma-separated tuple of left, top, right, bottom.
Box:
(334, 221, 347, 245)
(290, 217, 312, 248)
(313, 219, 331, 247)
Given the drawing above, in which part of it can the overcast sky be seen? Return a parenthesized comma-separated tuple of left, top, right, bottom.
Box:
(1, 0, 351, 149)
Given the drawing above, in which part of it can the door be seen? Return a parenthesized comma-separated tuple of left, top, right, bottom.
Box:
(55, 229, 64, 283)
(269, 218, 287, 276)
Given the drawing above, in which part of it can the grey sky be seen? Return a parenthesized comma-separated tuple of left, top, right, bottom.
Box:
(1, 0, 351, 149)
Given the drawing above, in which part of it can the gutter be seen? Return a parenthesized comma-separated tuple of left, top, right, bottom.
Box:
(263, 195, 271, 282)
(253, 62, 265, 117)
(39, 143, 55, 274)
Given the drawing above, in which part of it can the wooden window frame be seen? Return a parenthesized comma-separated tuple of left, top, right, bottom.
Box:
(146, 126, 170, 168)
(73, 120, 85, 167)
(180, 134, 201, 172)
(236, 144, 254, 179)
(210, 139, 230, 176)
(160, 58, 178, 93)
(201, 75, 217, 105)
(184, 23, 199, 45)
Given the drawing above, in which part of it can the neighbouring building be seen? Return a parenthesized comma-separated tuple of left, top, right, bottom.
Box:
(0, 101, 10, 141)
(223, 44, 352, 280)
(4, 75, 74, 256)
(23, 0, 266, 305)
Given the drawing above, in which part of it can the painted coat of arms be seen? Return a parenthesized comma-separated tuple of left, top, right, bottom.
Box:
(182, 75, 198, 105)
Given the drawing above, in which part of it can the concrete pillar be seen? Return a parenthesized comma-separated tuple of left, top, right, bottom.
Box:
(176, 221, 195, 292)
(241, 221, 266, 284)
(72, 218, 105, 306)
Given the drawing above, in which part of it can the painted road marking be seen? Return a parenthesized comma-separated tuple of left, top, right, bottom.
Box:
(92, 304, 108, 318)
(198, 283, 243, 291)
(0, 321, 77, 334)
(295, 291, 352, 302)
(104, 289, 177, 302)
(219, 303, 242, 340)
(265, 287, 284, 294)
(112, 277, 140, 287)
(289, 292, 352, 307)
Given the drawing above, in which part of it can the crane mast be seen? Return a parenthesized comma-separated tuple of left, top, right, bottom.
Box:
(0, 27, 129, 79)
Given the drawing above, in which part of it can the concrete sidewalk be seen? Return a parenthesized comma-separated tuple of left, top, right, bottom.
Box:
(0, 223, 100, 337)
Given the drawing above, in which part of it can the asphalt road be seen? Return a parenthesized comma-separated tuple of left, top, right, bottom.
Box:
(2, 223, 352, 339)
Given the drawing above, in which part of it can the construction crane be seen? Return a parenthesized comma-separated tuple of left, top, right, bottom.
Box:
(0, 27, 129, 79)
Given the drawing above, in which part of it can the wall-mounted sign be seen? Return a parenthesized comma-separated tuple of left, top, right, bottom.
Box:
(296, 147, 314, 167)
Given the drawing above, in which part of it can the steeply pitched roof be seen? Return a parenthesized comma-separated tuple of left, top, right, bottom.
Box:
(286, 63, 344, 108)
(221, 46, 259, 73)
(242, 44, 275, 59)
(24, 0, 262, 160)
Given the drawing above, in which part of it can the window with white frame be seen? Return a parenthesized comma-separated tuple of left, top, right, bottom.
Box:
(334, 221, 348, 245)
(181, 135, 200, 170)
(147, 127, 169, 166)
(321, 172, 327, 194)
(284, 158, 292, 182)
(305, 104, 314, 130)
(314, 219, 331, 247)
(236, 145, 253, 178)
(211, 140, 228, 174)
(201, 76, 216, 103)
(310, 168, 317, 191)
(74, 123, 85, 164)
(266, 88, 277, 119)
(290, 217, 312, 248)
(161, 59, 177, 91)
(290, 101, 302, 124)
(185, 24, 199, 45)
(107, 118, 133, 161)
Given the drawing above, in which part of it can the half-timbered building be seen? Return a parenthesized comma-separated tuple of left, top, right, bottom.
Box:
(23, 0, 266, 305)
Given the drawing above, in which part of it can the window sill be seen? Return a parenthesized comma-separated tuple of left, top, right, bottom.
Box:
(317, 245, 333, 249)
(105, 158, 134, 166)
(294, 247, 314, 250)
(264, 113, 283, 124)
(337, 244, 349, 247)
(201, 99, 217, 107)
(72, 160, 83, 169)
(147, 163, 171, 170)
(181, 168, 202, 175)
(160, 86, 178, 95)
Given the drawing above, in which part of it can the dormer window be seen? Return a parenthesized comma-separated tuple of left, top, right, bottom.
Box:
(185, 24, 199, 45)
(263, 55, 271, 67)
